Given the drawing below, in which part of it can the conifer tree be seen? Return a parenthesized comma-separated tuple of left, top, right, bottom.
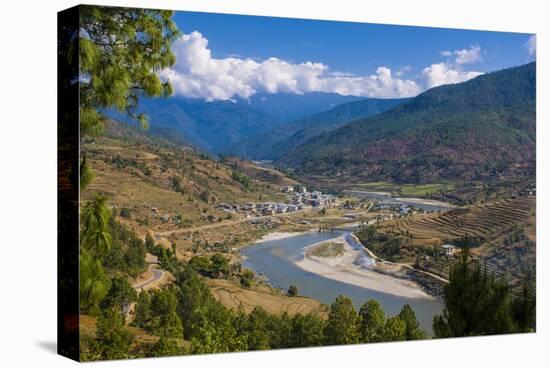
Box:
(358, 299, 386, 343)
(94, 307, 134, 360)
(78, 5, 179, 135)
(324, 295, 360, 345)
(81, 194, 112, 258)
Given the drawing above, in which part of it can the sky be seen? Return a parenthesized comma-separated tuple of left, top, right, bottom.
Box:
(160, 11, 536, 101)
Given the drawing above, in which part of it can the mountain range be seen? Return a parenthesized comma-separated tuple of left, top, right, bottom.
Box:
(277, 62, 536, 183)
(108, 62, 535, 185)
(107, 92, 363, 154)
(226, 97, 409, 159)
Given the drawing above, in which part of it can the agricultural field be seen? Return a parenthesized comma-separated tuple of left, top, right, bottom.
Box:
(378, 197, 534, 246)
(222, 156, 299, 188)
(206, 278, 328, 317)
(369, 196, 536, 287)
(82, 121, 290, 238)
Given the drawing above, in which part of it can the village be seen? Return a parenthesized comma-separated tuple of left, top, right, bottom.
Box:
(216, 185, 336, 217)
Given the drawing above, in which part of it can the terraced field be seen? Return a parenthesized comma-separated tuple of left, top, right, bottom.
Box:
(375, 196, 535, 286)
(206, 279, 328, 317)
(380, 197, 535, 246)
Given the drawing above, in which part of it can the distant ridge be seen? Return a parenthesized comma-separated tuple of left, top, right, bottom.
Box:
(226, 97, 409, 159)
(277, 62, 536, 183)
(106, 92, 364, 154)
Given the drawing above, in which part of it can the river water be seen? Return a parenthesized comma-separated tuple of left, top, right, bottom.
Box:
(344, 190, 452, 212)
(242, 230, 443, 335)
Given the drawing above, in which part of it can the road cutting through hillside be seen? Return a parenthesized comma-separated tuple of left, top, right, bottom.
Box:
(133, 265, 165, 291)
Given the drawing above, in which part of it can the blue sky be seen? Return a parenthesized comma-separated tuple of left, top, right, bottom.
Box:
(162, 10, 535, 101)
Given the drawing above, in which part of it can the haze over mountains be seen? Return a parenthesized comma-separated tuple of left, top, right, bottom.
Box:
(108, 92, 363, 153)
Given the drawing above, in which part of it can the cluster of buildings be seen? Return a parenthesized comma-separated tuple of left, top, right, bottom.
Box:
(289, 187, 334, 208)
(215, 186, 334, 217)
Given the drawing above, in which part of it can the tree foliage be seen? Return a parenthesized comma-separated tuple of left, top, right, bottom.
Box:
(398, 304, 427, 340)
(150, 289, 184, 338)
(94, 307, 134, 360)
(79, 5, 179, 135)
(358, 299, 385, 343)
(149, 337, 182, 357)
(433, 246, 518, 337)
(79, 252, 111, 315)
(80, 156, 95, 189)
(134, 291, 152, 329)
(289, 313, 325, 347)
(81, 194, 112, 258)
(101, 275, 137, 311)
(287, 285, 299, 297)
(383, 316, 407, 341)
(324, 295, 360, 345)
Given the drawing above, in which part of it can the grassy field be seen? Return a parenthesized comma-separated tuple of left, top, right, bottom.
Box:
(206, 278, 328, 317)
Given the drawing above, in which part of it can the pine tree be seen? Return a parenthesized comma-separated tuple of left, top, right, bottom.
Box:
(101, 275, 137, 311)
(398, 304, 427, 340)
(79, 252, 111, 315)
(134, 291, 152, 329)
(383, 316, 406, 341)
(149, 337, 182, 357)
(324, 295, 360, 345)
(94, 307, 134, 360)
(358, 299, 385, 343)
(81, 194, 112, 259)
(150, 289, 183, 338)
(433, 244, 515, 337)
(78, 5, 179, 135)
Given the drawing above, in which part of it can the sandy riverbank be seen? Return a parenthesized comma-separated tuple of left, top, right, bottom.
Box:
(294, 235, 433, 300)
(254, 231, 313, 243)
(344, 190, 391, 196)
(395, 197, 456, 208)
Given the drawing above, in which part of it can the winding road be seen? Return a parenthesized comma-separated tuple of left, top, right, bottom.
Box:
(133, 265, 165, 291)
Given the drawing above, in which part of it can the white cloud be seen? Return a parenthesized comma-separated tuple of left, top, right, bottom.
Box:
(160, 31, 484, 101)
(421, 44, 485, 88)
(453, 45, 483, 65)
(526, 35, 536, 57)
(422, 62, 483, 89)
(395, 65, 412, 77)
(160, 31, 422, 101)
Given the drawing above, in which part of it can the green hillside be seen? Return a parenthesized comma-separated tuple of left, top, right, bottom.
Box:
(228, 97, 408, 159)
(277, 62, 536, 183)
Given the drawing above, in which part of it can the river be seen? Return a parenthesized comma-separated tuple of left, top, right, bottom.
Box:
(242, 230, 443, 335)
(344, 190, 454, 212)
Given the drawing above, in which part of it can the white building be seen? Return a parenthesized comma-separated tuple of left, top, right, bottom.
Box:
(442, 244, 456, 257)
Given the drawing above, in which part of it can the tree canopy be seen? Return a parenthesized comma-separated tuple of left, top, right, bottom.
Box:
(324, 295, 360, 345)
(79, 5, 179, 135)
(433, 244, 534, 337)
(358, 299, 385, 343)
